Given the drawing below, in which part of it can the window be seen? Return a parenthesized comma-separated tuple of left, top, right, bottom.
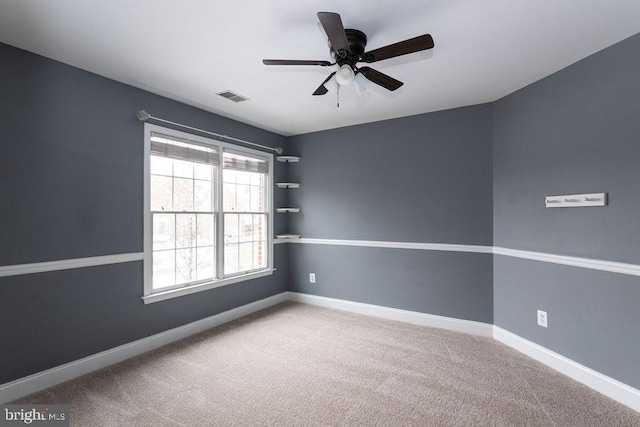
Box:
(223, 152, 269, 275)
(143, 124, 273, 303)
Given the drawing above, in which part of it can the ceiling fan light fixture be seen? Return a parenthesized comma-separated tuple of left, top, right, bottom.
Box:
(335, 64, 355, 86)
(354, 72, 368, 92)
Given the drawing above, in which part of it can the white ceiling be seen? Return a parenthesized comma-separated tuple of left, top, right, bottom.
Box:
(1, 1, 639, 136)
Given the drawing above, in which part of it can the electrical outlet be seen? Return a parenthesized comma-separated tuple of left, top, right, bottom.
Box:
(537, 310, 548, 328)
(309, 273, 316, 283)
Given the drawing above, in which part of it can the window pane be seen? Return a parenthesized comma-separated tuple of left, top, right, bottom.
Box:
(176, 214, 196, 249)
(225, 214, 239, 244)
(250, 185, 263, 212)
(174, 178, 194, 211)
(223, 183, 236, 212)
(253, 214, 266, 241)
(223, 169, 236, 183)
(194, 163, 212, 180)
(236, 184, 251, 212)
(250, 172, 263, 187)
(173, 159, 193, 178)
(224, 243, 239, 275)
(196, 214, 214, 246)
(150, 156, 173, 176)
(153, 214, 175, 250)
(239, 214, 253, 242)
(238, 242, 253, 271)
(176, 248, 196, 284)
(196, 246, 215, 280)
(194, 180, 212, 212)
(236, 170, 251, 185)
(253, 241, 267, 269)
(150, 175, 172, 212)
(153, 250, 175, 290)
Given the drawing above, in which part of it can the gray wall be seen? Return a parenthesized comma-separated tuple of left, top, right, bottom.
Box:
(3, 30, 639, 393)
(0, 43, 288, 385)
(493, 33, 640, 388)
(286, 105, 494, 323)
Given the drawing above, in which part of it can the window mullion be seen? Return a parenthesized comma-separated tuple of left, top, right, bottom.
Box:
(195, 213, 199, 281)
(216, 147, 225, 280)
(171, 161, 175, 212)
(173, 213, 177, 286)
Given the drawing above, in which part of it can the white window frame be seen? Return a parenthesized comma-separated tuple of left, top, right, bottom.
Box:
(142, 123, 274, 304)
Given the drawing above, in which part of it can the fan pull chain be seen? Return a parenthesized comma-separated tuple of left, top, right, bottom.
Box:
(337, 83, 340, 108)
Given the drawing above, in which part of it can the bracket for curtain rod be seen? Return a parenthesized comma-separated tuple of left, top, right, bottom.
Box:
(135, 110, 283, 154)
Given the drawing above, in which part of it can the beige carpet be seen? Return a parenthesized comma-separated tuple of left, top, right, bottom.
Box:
(16, 302, 640, 426)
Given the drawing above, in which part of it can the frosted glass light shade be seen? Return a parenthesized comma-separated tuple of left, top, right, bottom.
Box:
(335, 64, 355, 86)
(354, 72, 369, 92)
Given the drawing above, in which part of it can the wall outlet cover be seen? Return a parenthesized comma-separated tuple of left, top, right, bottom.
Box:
(537, 310, 548, 328)
(309, 273, 316, 283)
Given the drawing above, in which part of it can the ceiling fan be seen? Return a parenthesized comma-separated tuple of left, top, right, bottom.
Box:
(263, 12, 434, 96)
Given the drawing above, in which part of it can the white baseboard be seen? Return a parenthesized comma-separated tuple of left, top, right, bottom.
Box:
(286, 292, 494, 338)
(0, 292, 288, 404)
(493, 326, 640, 412)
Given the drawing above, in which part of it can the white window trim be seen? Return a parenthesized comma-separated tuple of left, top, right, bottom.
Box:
(142, 123, 274, 304)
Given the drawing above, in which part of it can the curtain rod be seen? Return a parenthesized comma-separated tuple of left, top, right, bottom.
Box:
(136, 110, 283, 154)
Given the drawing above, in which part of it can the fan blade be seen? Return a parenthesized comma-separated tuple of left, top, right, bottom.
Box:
(358, 67, 403, 91)
(312, 72, 336, 96)
(361, 34, 434, 63)
(317, 12, 351, 58)
(263, 59, 332, 66)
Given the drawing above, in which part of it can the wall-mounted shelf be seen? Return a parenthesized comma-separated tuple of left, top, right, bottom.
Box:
(276, 182, 301, 189)
(276, 234, 301, 239)
(545, 192, 607, 208)
(275, 155, 300, 238)
(276, 155, 300, 163)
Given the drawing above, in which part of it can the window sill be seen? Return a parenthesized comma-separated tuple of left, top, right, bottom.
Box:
(141, 269, 274, 304)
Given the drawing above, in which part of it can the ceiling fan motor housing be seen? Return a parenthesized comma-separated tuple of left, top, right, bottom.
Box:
(332, 29, 367, 66)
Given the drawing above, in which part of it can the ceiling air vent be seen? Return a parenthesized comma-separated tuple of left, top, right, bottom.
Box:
(217, 90, 249, 103)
